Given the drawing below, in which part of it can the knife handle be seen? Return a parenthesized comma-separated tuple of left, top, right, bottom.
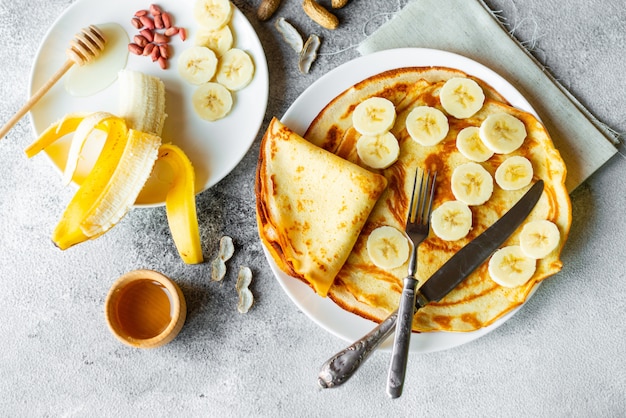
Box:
(317, 310, 398, 388)
(387, 276, 418, 398)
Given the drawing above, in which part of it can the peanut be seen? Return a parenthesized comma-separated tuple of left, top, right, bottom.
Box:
(161, 12, 172, 28)
(302, 0, 339, 30)
(129, 4, 185, 70)
(128, 43, 144, 55)
(149, 4, 162, 16)
(331, 0, 349, 8)
(257, 0, 282, 21)
(139, 15, 155, 30)
(134, 35, 149, 48)
(154, 14, 164, 29)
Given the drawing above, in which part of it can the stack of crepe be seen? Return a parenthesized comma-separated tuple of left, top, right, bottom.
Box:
(256, 66, 571, 332)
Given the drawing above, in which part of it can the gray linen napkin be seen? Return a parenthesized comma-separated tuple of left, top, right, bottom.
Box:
(358, 0, 617, 192)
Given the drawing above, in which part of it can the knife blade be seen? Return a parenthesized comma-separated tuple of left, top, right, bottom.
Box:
(318, 179, 544, 389)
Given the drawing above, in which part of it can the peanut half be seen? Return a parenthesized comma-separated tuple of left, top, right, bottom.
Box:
(302, 0, 339, 30)
(332, 0, 349, 8)
(257, 0, 282, 21)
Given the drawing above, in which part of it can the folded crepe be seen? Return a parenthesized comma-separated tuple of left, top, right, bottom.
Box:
(256, 118, 388, 296)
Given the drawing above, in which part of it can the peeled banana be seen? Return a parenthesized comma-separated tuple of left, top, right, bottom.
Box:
(195, 25, 233, 57)
(488, 245, 536, 288)
(194, 0, 233, 30)
(356, 131, 400, 169)
(495, 155, 534, 191)
(117, 69, 167, 136)
(192, 82, 233, 121)
(439, 77, 485, 119)
(366, 225, 410, 269)
(406, 105, 449, 146)
(158, 143, 203, 264)
(456, 126, 494, 163)
(216, 48, 255, 91)
(431, 200, 473, 241)
(178, 46, 219, 85)
(352, 97, 396, 136)
(519, 220, 560, 259)
(450, 162, 494, 206)
(479, 112, 527, 154)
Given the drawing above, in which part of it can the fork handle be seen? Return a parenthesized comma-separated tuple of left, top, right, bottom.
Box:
(387, 276, 418, 398)
(318, 310, 398, 388)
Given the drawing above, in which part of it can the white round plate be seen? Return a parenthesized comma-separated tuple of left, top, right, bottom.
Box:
(271, 48, 540, 353)
(28, 0, 268, 207)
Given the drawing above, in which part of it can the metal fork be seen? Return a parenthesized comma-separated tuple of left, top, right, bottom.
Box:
(387, 168, 437, 398)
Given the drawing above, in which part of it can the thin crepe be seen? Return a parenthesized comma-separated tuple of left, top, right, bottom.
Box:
(256, 118, 388, 297)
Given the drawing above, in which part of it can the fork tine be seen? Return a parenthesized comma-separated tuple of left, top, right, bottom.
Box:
(406, 169, 421, 225)
(421, 171, 437, 225)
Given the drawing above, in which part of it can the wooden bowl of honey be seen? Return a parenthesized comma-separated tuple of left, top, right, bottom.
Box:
(105, 269, 186, 349)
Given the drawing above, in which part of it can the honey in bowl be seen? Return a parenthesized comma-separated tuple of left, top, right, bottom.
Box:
(105, 270, 186, 349)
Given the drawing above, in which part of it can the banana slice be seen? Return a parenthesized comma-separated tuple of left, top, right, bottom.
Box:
(192, 82, 233, 121)
(439, 77, 485, 119)
(479, 112, 527, 154)
(431, 200, 473, 241)
(352, 97, 396, 136)
(488, 245, 536, 288)
(495, 155, 533, 190)
(194, 0, 233, 30)
(519, 220, 560, 259)
(451, 162, 493, 205)
(456, 126, 494, 162)
(405, 106, 449, 146)
(195, 25, 233, 57)
(356, 131, 400, 169)
(216, 48, 255, 91)
(178, 46, 218, 85)
(366, 226, 410, 269)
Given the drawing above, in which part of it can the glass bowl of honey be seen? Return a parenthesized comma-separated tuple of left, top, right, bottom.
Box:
(105, 269, 186, 349)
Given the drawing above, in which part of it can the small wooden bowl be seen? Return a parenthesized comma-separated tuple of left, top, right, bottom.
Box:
(105, 269, 186, 349)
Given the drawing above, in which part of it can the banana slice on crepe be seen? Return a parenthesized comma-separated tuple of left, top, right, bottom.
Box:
(439, 77, 485, 119)
(495, 155, 534, 190)
(178, 46, 218, 85)
(216, 48, 255, 91)
(480, 112, 527, 154)
(451, 162, 493, 205)
(192, 82, 233, 121)
(519, 220, 561, 259)
(352, 97, 396, 136)
(356, 131, 400, 169)
(431, 200, 473, 241)
(488, 245, 537, 288)
(456, 126, 494, 162)
(366, 226, 410, 269)
(406, 106, 449, 146)
(194, 0, 233, 30)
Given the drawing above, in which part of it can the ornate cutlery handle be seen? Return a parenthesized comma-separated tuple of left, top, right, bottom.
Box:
(318, 310, 398, 388)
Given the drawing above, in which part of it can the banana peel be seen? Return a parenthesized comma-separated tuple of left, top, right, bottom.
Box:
(158, 143, 203, 264)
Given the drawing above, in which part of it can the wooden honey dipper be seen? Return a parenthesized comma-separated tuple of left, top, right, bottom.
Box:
(0, 25, 107, 139)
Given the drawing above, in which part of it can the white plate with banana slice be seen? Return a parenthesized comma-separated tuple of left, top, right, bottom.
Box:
(28, 0, 268, 206)
(274, 48, 541, 354)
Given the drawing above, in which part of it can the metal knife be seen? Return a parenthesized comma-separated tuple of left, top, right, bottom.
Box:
(318, 179, 544, 389)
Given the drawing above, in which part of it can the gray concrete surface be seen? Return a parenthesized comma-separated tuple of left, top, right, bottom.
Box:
(0, 0, 624, 416)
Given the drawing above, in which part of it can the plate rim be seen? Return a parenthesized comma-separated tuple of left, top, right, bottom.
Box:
(27, 0, 269, 208)
(271, 47, 541, 353)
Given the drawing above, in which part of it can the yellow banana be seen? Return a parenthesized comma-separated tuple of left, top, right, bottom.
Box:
(52, 116, 130, 249)
(24, 112, 89, 158)
(157, 143, 203, 264)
